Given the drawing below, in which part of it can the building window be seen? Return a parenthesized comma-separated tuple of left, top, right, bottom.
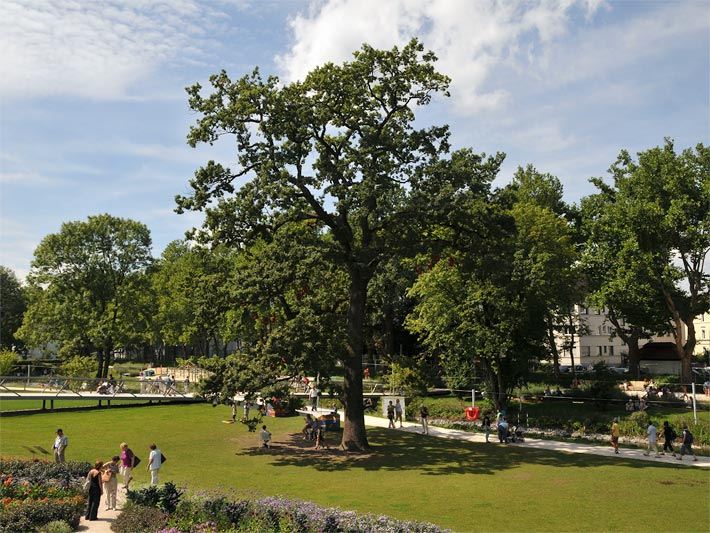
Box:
(603, 346, 607, 354)
(703, 329, 706, 340)
(598, 326, 602, 335)
(582, 346, 591, 357)
(598, 346, 603, 356)
(610, 346, 614, 356)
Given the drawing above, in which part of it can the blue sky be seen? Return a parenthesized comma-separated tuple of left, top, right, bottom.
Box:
(1, 0, 708, 279)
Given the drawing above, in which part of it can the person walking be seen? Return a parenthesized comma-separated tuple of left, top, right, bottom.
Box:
(101, 456, 120, 510)
(119, 442, 135, 490)
(147, 444, 162, 485)
(309, 385, 319, 411)
(386, 401, 396, 429)
(660, 421, 676, 457)
(611, 417, 620, 454)
(643, 421, 660, 457)
(419, 404, 429, 435)
(260, 425, 272, 449)
(677, 425, 698, 462)
(53, 429, 68, 463)
(482, 415, 492, 443)
(394, 399, 404, 428)
(498, 417, 509, 443)
(84, 460, 103, 521)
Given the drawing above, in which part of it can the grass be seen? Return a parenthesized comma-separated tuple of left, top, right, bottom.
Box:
(1, 404, 709, 532)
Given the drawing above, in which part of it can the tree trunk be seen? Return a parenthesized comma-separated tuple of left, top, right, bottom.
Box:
(545, 315, 560, 382)
(102, 343, 112, 378)
(681, 320, 695, 384)
(96, 349, 104, 379)
(567, 312, 576, 379)
(340, 269, 369, 451)
(627, 334, 641, 380)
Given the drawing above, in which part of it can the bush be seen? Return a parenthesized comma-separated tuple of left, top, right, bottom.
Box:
(59, 355, 98, 377)
(619, 411, 650, 437)
(0, 495, 84, 532)
(0, 350, 19, 376)
(111, 502, 168, 533)
(0, 459, 91, 485)
(127, 482, 182, 514)
(38, 520, 73, 533)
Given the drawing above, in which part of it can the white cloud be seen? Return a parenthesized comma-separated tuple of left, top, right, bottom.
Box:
(0, 171, 69, 186)
(0, 0, 228, 100)
(276, 0, 605, 114)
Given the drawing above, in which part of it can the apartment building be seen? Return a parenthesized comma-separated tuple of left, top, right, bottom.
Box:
(554, 305, 678, 369)
(694, 312, 710, 357)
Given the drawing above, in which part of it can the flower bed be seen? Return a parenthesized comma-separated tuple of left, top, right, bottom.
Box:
(0, 459, 88, 532)
(114, 484, 448, 533)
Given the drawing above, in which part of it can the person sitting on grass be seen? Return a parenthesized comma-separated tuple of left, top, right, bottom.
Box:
(260, 425, 272, 449)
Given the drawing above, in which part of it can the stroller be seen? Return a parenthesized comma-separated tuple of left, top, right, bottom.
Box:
(510, 425, 525, 443)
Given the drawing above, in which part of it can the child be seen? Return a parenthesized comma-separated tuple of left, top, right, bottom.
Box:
(260, 425, 272, 449)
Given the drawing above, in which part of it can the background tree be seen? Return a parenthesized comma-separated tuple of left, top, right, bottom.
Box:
(16, 214, 153, 377)
(177, 40, 452, 450)
(581, 192, 672, 378)
(153, 241, 234, 359)
(589, 140, 709, 382)
(0, 266, 26, 349)
(408, 159, 576, 408)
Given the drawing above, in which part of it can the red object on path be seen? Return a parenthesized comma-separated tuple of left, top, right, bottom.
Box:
(465, 406, 480, 421)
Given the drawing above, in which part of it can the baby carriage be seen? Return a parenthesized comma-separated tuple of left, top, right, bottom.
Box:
(510, 425, 525, 443)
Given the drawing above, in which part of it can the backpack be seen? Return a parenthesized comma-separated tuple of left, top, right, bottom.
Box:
(668, 428, 677, 440)
(685, 430, 694, 445)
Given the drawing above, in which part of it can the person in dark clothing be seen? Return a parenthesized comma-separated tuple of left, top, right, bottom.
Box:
(85, 460, 103, 521)
(660, 421, 676, 457)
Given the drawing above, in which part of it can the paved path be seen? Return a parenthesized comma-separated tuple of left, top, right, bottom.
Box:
(364, 415, 710, 468)
(77, 487, 127, 533)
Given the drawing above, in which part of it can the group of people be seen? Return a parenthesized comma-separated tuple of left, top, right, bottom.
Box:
(610, 418, 697, 461)
(386, 399, 404, 429)
(301, 415, 328, 449)
(625, 397, 648, 412)
(52, 429, 164, 522)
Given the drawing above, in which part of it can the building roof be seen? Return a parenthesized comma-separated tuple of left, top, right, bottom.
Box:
(639, 342, 680, 361)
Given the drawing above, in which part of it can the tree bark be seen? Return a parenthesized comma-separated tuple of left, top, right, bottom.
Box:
(340, 269, 369, 451)
(545, 314, 560, 382)
(96, 349, 104, 379)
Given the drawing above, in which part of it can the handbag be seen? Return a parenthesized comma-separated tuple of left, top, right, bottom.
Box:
(132, 455, 141, 467)
(82, 473, 91, 491)
(160, 453, 167, 464)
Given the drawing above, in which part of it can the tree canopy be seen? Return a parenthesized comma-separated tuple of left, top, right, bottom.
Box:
(0, 266, 26, 350)
(16, 214, 153, 377)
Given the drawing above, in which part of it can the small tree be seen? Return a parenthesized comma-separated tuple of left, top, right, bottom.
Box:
(60, 355, 98, 378)
(0, 350, 18, 376)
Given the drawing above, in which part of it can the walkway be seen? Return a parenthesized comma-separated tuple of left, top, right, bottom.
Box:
(77, 487, 127, 533)
(364, 415, 710, 468)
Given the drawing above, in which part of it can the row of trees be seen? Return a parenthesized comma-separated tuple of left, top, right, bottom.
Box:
(2, 40, 707, 451)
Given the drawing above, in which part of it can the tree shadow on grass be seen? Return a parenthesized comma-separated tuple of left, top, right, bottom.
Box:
(236, 427, 693, 476)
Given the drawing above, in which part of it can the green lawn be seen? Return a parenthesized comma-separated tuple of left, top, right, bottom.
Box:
(1, 403, 708, 532)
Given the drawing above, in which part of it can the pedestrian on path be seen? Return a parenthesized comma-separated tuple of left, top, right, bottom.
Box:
(53, 429, 68, 463)
(643, 421, 660, 457)
(677, 425, 698, 462)
(420, 404, 429, 435)
(387, 401, 395, 429)
(85, 460, 103, 521)
(101, 456, 120, 510)
(148, 444, 162, 485)
(482, 415, 492, 443)
(660, 421, 676, 457)
(394, 399, 404, 428)
(309, 385, 319, 411)
(119, 442, 134, 490)
(611, 418, 620, 454)
(498, 417, 509, 443)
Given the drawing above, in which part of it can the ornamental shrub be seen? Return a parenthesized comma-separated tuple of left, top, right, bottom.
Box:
(110, 502, 167, 533)
(0, 459, 91, 485)
(0, 495, 84, 532)
(37, 520, 73, 533)
(127, 482, 183, 513)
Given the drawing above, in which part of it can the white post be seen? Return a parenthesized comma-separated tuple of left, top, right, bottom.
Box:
(472, 388, 475, 408)
(691, 382, 697, 425)
(26, 364, 30, 391)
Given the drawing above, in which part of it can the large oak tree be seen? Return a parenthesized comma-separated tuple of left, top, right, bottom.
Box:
(176, 40, 452, 450)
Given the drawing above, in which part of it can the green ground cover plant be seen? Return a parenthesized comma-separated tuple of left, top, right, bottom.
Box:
(1, 403, 708, 532)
